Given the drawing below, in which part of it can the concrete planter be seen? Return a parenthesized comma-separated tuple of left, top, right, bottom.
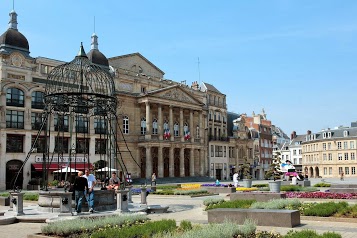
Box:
(269, 180, 281, 193)
(242, 179, 252, 188)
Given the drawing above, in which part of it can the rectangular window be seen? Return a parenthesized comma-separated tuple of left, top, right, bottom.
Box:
(351, 152, 355, 160)
(76, 138, 90, 153)
(324, 167, 327, 175)
(293, 150, 296, 155)
(6, 110, 24, 129)
(337, 142, 342, 149)
(352, 167, 356, 175)
(322, 143, 326, 150)
(31, 136, 46, 153)
(6, 134, 24, 153)
(327, 143, 331, 150)
(344, 141, 348, 149)
(94, 118, 107, 134)
(350, 141, 355, 149)
(76, 116, 88, 133)
(329, 167, 332, 175)
(299, 149, 302, 154)
(338, 167, 343, 174)
(54, 137, 69, 153)
(338, 153, 343, 160)
(345, 167, 350, 175)
(323, 154, 327, 161)
(54, 115, 69, 132)
(95, 139, 106, 154)
(31, 112, 46, 130)
(344, 153, 349, 160)
(211, 145, 214, 157)
(328, 153, 333, 160)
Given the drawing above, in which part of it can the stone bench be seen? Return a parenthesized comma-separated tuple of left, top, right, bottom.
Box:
(208, 208, 300, 228)
(230, 192, 286, 202)
(0, 197, 10, 206)
(204, 187, 236, 194)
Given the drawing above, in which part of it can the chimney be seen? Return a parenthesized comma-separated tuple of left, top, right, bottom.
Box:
(307, 130, 311, 135)
(291, 131, 297, 140)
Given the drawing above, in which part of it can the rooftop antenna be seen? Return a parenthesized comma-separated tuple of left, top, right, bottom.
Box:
(13, 0, 15, 10)
(94, 16, 96, 33)
(197, 57, 201, 86)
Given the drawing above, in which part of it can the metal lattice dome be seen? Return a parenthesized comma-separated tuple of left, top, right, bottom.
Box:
(44, 43, 116, 115)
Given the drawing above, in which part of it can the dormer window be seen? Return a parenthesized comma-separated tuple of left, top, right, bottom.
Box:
(323, 132, 326, 139)
(328, 132, 332, 138)
(141, 86, 146, 93)
(344, 130, 349, 137)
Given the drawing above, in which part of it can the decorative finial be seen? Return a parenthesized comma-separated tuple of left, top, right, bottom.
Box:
(8, 6, 18, 30)
(77, 42, 87, 57)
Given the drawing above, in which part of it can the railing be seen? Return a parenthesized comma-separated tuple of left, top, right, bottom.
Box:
(209, 135, 229, 141)
(6, 99, 24, 107)
(31, 102, 45, 109)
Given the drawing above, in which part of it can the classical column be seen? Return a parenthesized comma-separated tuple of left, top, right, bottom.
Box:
(169, 147, 174, 177)
(199, 112, 204, 143)
(158, 104, 163, 140)
(158, 146, 163, 178)
(169, 106, 174, 142)
(190, 110, 194, 143)
(180, 147, 185, 177)
(190, 149, 195, 176)
(145, 102, 151, 136)
(180, 108, 184, 142)
(146, 146, 152, 179)
(199, 149, 204, 176)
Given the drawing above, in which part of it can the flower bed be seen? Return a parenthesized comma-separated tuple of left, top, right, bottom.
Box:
(286, 191, 357, 199)
(131, 188, 153, 195)
(180, 184, 201, 189)
(236, 187, 258, 192)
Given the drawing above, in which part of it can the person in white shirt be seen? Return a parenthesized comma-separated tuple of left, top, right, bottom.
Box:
(233, 172, 239, 187)
(83, 169, 96, 213)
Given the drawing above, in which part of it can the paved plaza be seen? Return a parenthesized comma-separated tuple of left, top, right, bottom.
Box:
(1, 178, 357, 238)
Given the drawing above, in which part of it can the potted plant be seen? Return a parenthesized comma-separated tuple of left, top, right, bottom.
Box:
(27, 178, 40, 190)
(241, 157, 253, 188)
(265, 152, 283, 193)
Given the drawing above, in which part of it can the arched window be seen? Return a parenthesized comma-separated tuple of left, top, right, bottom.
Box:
(141, 117, 146, 135)
(184, 123, 189, 134)
(174, 122, 179, 136)
(31, 91, 44, 109)
(163, 120, 169, 130)
(152, 118, 158, 134)
(123, 116, 129, 134)
(6, 88, 24, 107)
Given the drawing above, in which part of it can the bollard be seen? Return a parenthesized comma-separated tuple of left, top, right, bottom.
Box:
(10, 192, 25, 216)
(140, 187, 147, 205)
(9, 193, 13, 211)
(116, 190, 129, 213)
(59, 192, 73, 216)
(126, 185, 133, 203)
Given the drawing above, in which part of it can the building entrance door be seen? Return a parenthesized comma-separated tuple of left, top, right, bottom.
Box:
(6, 160, 23, 189)
(215, 169, 222, 180)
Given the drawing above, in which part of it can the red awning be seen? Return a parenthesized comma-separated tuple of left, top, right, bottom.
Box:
(32, 163, 93, 171)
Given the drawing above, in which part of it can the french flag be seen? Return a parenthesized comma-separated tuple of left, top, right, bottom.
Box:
(164, 129, 171, 139)
(184, 130, 191, 140)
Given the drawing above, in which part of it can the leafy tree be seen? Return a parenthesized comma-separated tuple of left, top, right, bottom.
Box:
(265, 152, 283, 181)
(241, 157, 252, 179)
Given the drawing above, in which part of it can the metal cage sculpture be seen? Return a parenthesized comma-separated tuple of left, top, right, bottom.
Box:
(13, 43, 129, 191)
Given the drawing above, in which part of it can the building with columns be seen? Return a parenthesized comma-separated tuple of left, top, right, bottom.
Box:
(0, 9, 210, 189)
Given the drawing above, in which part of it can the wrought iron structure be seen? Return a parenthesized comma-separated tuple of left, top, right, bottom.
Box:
(12, 43, 133, 191)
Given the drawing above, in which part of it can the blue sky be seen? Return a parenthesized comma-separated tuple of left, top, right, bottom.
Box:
(1, 1, 357, 135)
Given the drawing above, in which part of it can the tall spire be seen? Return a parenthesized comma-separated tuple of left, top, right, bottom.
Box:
(77, 42, 87, 57)
(8, 10, 18, 30)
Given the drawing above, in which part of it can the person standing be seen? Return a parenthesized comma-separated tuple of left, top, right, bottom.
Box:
(233, 172, 239, 187)
(83, 169, 96, 213)
(73, 171, 88, 214)
(151, 172, 157, 186)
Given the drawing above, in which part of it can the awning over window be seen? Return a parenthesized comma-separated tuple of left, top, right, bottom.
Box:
(32, 163, 93, 171)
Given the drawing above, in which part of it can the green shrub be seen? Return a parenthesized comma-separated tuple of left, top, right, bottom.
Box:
(203, 197, 225, 206)
(23, 193, 39, 201)
(173, 190, 208, 196)
(0, 192, 10, 197)
(335, 204, 357, 218)
(252, 184, 268, 188)
(285, 229, 341, 238)
(156, 185, 180, 190)
(313, 182, 331, 187)
(41, 214, 148, 236)
(205, 199, 255, 211)
(303, 202, 348, 217)
(155, 219, 256, 238)
(152, 190, 175, 195)
(250, 199, 301, 210)
(178, 220, 192, 231)
(91, 219, 176, 238)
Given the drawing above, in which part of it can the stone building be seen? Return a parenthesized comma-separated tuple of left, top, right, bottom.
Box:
(302, 124, 357, 178)
(0, 9, 209, 189)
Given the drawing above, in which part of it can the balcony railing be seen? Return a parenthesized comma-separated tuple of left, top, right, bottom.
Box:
(32, 102, 45, 109)
(209, 135, 229, 141)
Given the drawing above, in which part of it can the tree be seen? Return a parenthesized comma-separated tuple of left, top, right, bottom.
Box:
(241, 157, 252, 179)
(265, 152, 283, 181)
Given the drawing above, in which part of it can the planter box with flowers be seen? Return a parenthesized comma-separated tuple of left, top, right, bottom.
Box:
(241, 157, 252, 188)
(265, 152, 283, 193)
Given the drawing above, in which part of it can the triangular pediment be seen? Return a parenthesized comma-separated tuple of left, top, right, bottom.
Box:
(147, 85, 204, 105)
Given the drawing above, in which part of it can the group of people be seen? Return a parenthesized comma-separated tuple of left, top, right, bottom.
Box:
(73, 169, 96, 214)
